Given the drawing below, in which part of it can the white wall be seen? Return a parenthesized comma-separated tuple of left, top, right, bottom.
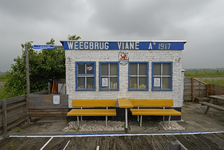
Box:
(66, 50, 182, 108)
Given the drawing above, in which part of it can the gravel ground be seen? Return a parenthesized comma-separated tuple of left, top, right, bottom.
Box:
(63, 121, 124, 132)
(159, 121, 185, 130)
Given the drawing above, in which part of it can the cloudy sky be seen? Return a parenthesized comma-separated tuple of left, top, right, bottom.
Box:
(1, 0, 224, 72)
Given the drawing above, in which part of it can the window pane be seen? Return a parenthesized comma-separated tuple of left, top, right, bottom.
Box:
(162, 77, 170, 89)
(78, 77, 85, 89)
(110, 77, 117, 89)
(163, 64, 170, 75)
(153, 64, 161, 75)
(87, 64, 94, 74)
(153, 77, 161, 89)
(110, 64, 117, 75)
(101, 77, 108, 89)
(139, 77, 147, 89)
(87, 77, 94, 89)
(101, 64, 108, 75)
(78, 64, 85, 74)
(139, 63, 147, 75)
(130, 63, 137, 75)
(130, 77, 137, 89)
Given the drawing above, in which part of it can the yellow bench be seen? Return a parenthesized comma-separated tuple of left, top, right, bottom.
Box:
(129, 99, 181, 127)
(67, 99, 117, 126)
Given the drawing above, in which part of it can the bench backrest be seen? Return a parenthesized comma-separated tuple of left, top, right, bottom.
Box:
(72, 99, 116, 107)
(129, 99, 173, 107)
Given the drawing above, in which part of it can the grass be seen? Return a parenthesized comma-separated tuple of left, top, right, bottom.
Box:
(0, 74, 7, 82)
(202, 80, 224, 86)
(185, 69, 224, 86)
(185, 69, 224, 78)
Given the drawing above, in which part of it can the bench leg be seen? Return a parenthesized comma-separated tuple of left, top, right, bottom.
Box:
(168, 116, 171, 128)
(77, 116, 79, 127)
(137, 107, 139, 122)
(140, 115, 142, 127)
(204, 106, 210, 114)
(105, 116, 108, 127)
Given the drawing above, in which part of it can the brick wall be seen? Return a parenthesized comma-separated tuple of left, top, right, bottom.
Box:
(66, 50, 183, 108)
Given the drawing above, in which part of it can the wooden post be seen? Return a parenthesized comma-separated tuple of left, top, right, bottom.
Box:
(207, 84, 210, 97)
(192, 77, 194, 102)
(25, 46, 33, 123)
(2, 99, 7, 137)
(26, 95, 29, 123)
(48, 82, 51, 94)
(25, 46, 30, 95)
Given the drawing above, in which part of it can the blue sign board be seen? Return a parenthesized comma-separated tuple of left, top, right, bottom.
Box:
(60, 41, 186, 50)
(33, 45, 54, 49)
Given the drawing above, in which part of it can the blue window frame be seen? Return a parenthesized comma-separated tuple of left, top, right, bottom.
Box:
(99, 62, 119, 91)
(128, 62, 148, 91)
(152, 62, 172, 91)
(75, 62, 96, 91)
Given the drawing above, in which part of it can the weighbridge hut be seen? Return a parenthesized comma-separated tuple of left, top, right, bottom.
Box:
(60, 40, 187, 121)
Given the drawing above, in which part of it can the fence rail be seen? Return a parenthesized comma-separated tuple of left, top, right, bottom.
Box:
(0, 95, 28, 136)
(28, 94, 68, 117)
(184, 77, 224, 102)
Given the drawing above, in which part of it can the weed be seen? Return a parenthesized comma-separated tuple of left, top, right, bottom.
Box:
(121, 125, 124, 128)
(16, 128, 23, 133)
(71, 127, 77, 131)
(71, 126, 80, 131)
(20, 136, 27, 141)
(9, 143, 13, 148)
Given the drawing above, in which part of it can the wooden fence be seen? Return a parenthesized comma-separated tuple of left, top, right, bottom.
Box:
(209, 84, 224, 95)
(184, 77, 209, 102)
(0, 90, 68, 136)
(0, 95, 28, 137)
(184, 77, 224, 102)
(28, 93, 68, 117)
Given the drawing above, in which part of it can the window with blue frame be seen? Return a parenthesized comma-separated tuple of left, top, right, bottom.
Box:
(128, 62, 148, 91)
(76, 62, 96, 91)
(152, 62, 172, 91)
(99, 62, 119, 91)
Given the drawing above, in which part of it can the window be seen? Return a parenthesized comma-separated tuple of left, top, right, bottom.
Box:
(99, 62, 119, 91)
(128, 62, 148, 91)
(152, 62, 172, 91)
(76, 62, 96, 91)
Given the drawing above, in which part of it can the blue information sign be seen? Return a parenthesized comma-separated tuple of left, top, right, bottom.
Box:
(33, 45, 54, 49)
(60, 41, 185, 50)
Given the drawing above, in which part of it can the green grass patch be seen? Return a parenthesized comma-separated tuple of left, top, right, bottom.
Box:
(202, 80, 224, 86)
(185, 69, 224, 78)
(0, 74, 7, 82)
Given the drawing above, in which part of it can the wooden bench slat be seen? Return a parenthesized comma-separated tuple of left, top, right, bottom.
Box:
(201, 102, 224, 111)
(129, 99, 173, 107)
(130, 109, 181, 116)
(72, 99, 116, 107)
(67, 109, 116, 116)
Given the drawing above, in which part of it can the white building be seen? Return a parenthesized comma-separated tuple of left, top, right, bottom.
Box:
(60, 40, 187, 115)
